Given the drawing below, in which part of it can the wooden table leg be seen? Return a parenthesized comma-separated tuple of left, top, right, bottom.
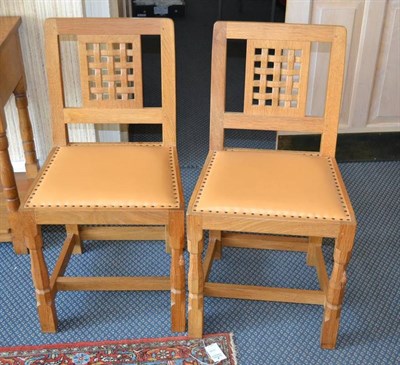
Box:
(320, 225, 356, 349)
(0, 108, 27, 254)
(188, 214, 204, 338)
(14, 77, 39, 178)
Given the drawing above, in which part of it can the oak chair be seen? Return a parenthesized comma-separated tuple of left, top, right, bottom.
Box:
(187, 21, 357, 349)
(20, 18, 185, 333)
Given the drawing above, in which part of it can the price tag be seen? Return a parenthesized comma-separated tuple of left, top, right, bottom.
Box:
(205, 343, 227, 362)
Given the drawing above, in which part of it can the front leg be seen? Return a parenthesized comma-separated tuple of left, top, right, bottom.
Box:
(321, 224, 356, 349)
(22, 211, 58, 332)
(168, 210, 186, 332)
(187, 214, 204, 338)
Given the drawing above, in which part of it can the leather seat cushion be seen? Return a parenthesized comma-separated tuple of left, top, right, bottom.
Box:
(25, 145, 180, 209)
(193, 150, 351, 221)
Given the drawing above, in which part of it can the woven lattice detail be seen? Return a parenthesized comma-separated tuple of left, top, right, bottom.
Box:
(78, 35, 142, 108)
(244, 40, 310, 116)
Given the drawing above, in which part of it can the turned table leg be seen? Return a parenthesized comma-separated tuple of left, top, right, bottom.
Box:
(14, 78, 39, 179)
(0, 108, 27, 254)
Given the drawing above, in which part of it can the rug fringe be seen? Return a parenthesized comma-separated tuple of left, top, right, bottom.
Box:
(228, 332, 238, 365)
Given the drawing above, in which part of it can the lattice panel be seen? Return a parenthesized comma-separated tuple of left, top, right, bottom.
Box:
(78, 35, 143, 108)
(244, 40, 310, 116)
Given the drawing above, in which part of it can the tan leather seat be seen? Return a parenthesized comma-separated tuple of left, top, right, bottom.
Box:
(193, 150, 350, 221)
(25, 145, 180, 209)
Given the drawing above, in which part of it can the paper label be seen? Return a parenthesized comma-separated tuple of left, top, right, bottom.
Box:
(205, 343, 227, 362)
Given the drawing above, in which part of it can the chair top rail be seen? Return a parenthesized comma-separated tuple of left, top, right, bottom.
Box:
(47, 17, 171, 36)
(222, 21, 346, 42)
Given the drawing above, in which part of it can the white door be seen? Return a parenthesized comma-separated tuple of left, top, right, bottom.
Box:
(286, 0, 400, 133)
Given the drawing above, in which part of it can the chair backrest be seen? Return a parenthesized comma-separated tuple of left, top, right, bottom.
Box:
(45, 18, 176, 147)
(210, 21, 346, 157)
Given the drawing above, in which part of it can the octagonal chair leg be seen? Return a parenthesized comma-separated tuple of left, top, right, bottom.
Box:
(321, 225, 356, 349)
(22, 211, 57, 332)
(168, 210, 186, 332)
(188, 214, 204, 338)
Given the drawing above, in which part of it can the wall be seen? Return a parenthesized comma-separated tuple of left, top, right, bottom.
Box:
(0, 0, 96, 171)
(286, 0, 400, 134)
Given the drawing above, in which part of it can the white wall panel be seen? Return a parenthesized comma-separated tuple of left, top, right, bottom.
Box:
(369, 0, 400, 129)
(0, 0, 96, 171)
(286, 0, 400, 133)
(310, 0, 366, 128)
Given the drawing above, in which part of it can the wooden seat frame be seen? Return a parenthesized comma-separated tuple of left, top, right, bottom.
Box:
(20, 18, 185, 333)
(187, 22, 357, 349)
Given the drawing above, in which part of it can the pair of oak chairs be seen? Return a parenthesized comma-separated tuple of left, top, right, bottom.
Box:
(18, 18, 356, 349)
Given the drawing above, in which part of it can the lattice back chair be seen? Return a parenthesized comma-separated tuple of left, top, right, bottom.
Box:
(20, 18, 185, 332)
(187, 22, 356, 349)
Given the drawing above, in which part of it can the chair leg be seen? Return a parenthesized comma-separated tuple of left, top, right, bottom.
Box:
(22, 211, 57, 332)
(210, 230, 222, 259)
(9, 211, 28, 254)
(165, 224, 172, 254)
(320, 225, 355, 349)
(187, 214, 204, 338)
(0, 119, 28, 254)
(307, 236, 322, 266)
(66, 224, 84, 254)
(168, 210, 186, 332)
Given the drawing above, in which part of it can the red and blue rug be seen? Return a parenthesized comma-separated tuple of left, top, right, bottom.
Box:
(0, 333, 236, 364)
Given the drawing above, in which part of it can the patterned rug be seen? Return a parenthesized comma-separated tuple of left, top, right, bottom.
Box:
(0, 333, 236, 365)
